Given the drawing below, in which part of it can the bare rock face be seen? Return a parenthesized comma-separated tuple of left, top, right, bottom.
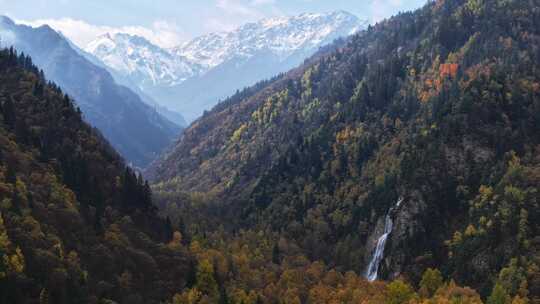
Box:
(363, 191, 430, 281)
(385, 191, 428, 280)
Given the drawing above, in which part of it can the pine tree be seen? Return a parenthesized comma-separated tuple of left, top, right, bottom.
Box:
(165, 217, 174, 242)
(195, 259, 219, 299)
(143, 180, 152, 209)
(2, 97, 16, 129)
(419, 268, 444, 297)
(6, 164, 16, 184)
(178, 216, 190, 244)
(15, 118, 30, 144)
(33, 82, 44, 97)
(272, 243, 280, 264)
(8, 47, 16, 64)
(487, 283, 511, 304)
(386, 280, 416, 304)
(39, 70, 46, 82)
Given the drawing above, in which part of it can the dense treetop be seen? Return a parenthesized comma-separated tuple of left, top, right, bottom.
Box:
(1, 0, 539, 302)
(150, 0, 540, 301)
(0, 46, 192, 303)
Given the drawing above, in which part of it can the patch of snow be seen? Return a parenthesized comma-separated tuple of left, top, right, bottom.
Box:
(87, 11, 366, 88)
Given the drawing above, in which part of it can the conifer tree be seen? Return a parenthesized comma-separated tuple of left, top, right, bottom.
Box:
(419, 268, 444, 297)
(272, 243, 280, 264)
(487, 283, 511, 304)
(2, 97, 16, 129)
(195, 259, 219, 299)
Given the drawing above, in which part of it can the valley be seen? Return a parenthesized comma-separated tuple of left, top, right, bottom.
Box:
(149, 0, 540, 301)
(0, 0, 539, 303)
(0, 16, 183, 168)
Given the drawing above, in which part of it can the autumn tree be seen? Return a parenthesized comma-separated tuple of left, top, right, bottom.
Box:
(487, 283, 511, 304)
(419, 268, 444, 297)
(195, 259, 219, 300)
(386, 280, 416, 304)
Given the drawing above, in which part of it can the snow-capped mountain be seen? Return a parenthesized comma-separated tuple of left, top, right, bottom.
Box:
(172, 11, 364, 69)
(86, 33, 203, 87)
(86, 11, 366, 121)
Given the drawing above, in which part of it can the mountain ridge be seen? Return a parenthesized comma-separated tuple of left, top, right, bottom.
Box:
(86, 32, 202, 88)
(0, 1, 539, 303)
(149, 0, 540, 298)
(0, 16, 182, 167)
(86, 11, 367, 121)
(171, 11, 364, 69)
(0, 46, 192, 303)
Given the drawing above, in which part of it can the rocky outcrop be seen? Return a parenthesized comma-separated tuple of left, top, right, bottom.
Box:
(364, 212, 387, 272)
(363, 191, 430, 281)
(384, 191, 429, 280)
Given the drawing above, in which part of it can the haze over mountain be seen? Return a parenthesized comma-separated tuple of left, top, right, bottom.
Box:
(86, 11, 366, 121)
(0, 16, 182, 167)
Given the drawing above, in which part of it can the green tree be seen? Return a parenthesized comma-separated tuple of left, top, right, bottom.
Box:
(0, 213, 10, 278)
(272, 243, 280, 265)
(1, 97, 16, 129)
(6, 164, 16, 185)
(173, 288, 203, 304)
(195, 259, 219, 299)
(386, 280, 416, 304)
(498, 259, 525, 295)
(419, 268, 444, 297)
(487, 283, 511, 304)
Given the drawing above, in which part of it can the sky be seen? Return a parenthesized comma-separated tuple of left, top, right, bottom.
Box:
(0, 0, 427, 49)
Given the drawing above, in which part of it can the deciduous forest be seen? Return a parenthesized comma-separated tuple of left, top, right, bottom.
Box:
(0, 0, 539, 303)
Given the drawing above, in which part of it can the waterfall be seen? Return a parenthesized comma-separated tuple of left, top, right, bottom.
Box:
(365, 197, 403, 282)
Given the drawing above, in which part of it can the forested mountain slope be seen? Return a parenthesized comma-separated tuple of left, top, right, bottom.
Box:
(0, 16, 182, 167)
(0, 47, 191, 303)
(0, 44, 474, 304)
(150, 0, 540, 299)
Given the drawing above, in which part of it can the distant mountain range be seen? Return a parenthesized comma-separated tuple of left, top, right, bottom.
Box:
(0, 16, 182, 167)
(86, 33, 203, 89)
(86, 11, 366, 121)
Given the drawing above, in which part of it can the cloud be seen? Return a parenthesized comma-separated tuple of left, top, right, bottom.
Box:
(16, 17, 188, 49)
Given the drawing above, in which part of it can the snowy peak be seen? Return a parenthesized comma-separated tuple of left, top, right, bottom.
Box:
(85, 33, 116, 54)
(84, 10, 366, 122)
(172, 11, 365, 69)
(87, 11, 365, 88)
(84, 11, 366, 122)
(256, 10, 360, 32)
(85, 32, 202, 87)
(0, 15, 16, 26)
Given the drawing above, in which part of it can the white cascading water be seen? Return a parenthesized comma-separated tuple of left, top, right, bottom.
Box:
(365, 197, 403, 282)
